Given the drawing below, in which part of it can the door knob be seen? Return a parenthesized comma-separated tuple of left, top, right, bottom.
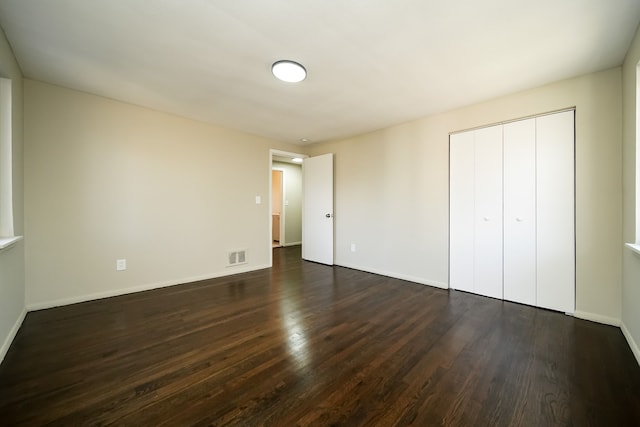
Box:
(516, 217, 524, 222)
(325, 213, 333, 218)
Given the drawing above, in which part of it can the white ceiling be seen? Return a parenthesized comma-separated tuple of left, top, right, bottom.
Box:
(1, 1, 639, 144)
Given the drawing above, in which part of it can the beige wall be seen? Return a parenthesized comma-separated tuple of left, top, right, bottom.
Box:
(273, 161, 302, 245)
(24, 80, 300, 308)
(622, 23, 640, 363)
(310, 68, 623, 322)
(0, 27, 25, 362)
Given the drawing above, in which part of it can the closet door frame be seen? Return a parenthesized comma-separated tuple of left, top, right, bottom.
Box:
(448, 109, 575, 313)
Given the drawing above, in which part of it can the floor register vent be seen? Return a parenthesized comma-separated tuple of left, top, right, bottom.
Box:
(227, 249, 247, 267)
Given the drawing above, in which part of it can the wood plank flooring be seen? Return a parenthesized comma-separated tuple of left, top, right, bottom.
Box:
(1, 245, 639, 426)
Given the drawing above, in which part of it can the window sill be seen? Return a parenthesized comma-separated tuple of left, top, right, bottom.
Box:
(626, 243, 640, 256)
(0, 236, 22, 251)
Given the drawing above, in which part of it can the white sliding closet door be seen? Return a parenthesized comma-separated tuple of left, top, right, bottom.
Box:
(473, 125, 503, 299)
(503, 118, 537, 305)
(449, 131, 475, 293)
(536, 111, 575, 313)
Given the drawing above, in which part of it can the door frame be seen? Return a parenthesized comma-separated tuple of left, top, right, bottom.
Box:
(269, 149, 307, 267)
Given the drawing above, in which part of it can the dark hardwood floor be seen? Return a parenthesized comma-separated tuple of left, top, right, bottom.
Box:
(1, 246, 639, 426)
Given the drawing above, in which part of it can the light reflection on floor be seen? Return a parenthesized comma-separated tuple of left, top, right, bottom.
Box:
(279, 291, 310, 370)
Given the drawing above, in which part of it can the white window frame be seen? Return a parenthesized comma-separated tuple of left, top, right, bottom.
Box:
(0, 77, 20, 250)
(626, 63, 640, 255)
(636, 63, 640, 245)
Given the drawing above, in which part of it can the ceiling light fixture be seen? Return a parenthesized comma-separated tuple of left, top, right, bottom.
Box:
(292, 158, 303, 163)
(272, 60, 307, 83)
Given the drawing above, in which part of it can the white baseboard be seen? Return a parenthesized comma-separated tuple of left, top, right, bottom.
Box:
(621, 322, 640, 366)
(335, 262, 449, 289)
(0, 307, 27, 365)
(573, 310, 621, 327)
(283, 242, 302, 247)
(27, 263, 271, 311)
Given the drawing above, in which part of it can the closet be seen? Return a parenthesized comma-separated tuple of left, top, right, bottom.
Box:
(449, 110, 575, 313)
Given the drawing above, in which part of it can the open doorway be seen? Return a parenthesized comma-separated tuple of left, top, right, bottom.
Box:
(269, 150, 306, 264)
(271, 168, 283, 248)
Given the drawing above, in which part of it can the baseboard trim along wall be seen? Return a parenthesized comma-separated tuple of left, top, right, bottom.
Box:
(335, 262, 449, 289)
(622, 322, 640, 366)
(26, 263, 271, 311)
(573, 310, 621, 327)
(0, 308, 27, 365)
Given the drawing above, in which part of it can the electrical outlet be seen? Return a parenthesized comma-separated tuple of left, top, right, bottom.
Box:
(351, 243, 356, 252)
(116, 259, 127, 271)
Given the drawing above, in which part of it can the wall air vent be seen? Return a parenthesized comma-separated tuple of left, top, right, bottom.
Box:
(227, 249, 247, 267)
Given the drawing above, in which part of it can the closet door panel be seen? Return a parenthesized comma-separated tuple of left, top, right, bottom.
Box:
(536, 111, 575, 313)
(449, 131, 475, 293)
(503, 118, 537, 305)
(474, 125, 503, 299)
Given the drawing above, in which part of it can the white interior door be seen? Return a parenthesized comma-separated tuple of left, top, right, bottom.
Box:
(474, 125, 503, 299)
(302, 153, 334, 265)
(503, 118, 537, 305)
(449, 131, 475, 293)
(536, 111, 575, 313)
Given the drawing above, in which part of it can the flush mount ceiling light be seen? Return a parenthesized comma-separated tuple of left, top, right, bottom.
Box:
(272, 60, 307, 83)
